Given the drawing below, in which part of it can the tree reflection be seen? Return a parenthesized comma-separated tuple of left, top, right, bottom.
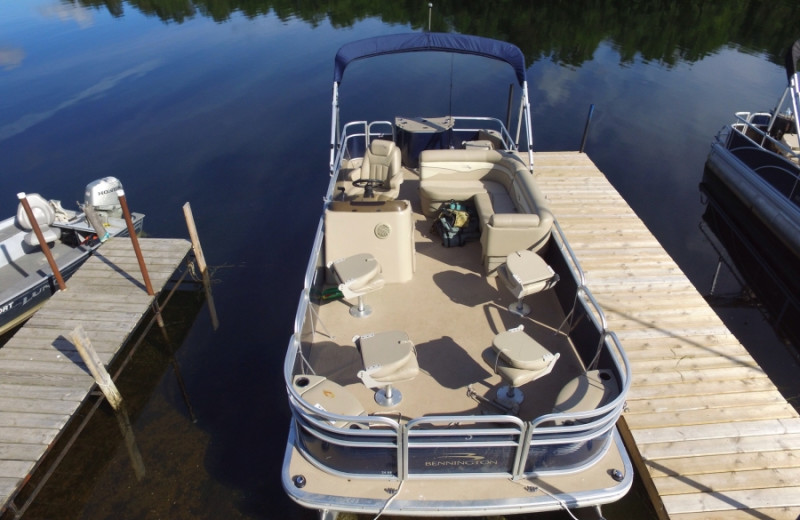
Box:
(67, 0, 799, 66)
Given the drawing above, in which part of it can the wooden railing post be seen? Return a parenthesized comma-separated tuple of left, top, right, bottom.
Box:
(17, 193, 66, 291)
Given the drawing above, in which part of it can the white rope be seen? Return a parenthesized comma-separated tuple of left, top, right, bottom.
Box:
(512, 478, 581, 520)
(371, 479, 404, 520)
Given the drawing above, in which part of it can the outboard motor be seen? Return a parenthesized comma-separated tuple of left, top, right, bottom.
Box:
(84, 177, 123, 220)
(83, 177, 123, 242)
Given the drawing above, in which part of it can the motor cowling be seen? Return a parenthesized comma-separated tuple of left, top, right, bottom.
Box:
(84, 177, 123, 219)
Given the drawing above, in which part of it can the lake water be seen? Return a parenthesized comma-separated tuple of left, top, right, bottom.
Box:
(2, 1, 799, 518)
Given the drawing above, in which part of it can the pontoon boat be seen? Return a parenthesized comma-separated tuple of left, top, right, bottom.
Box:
(282, 32, 633, 518)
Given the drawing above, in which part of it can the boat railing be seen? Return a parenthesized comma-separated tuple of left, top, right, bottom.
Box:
(731, 111, 800, 162)
(726, 114, 800, 202)
(285, 328, 631, 480)
(531, 331, 630, 430)
(520, 330, 630, 476)
(331, 118, 517, 181)
(330, 120, 394, 176)
(551, 219, 586, 288)
(405, 415, 527, 478)
(449, 116, 517, 150)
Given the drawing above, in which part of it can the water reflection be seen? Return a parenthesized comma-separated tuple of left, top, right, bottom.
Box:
(39, 2, 95, 28)
(63, 0, 800, 65)
(0, 61, 161, 143)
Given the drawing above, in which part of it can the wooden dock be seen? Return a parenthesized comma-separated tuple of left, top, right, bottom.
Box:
(534, 151, 800, 520)
(0, 237, 191, 516)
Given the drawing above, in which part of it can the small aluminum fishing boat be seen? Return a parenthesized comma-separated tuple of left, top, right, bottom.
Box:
(0, 177, 144, 335)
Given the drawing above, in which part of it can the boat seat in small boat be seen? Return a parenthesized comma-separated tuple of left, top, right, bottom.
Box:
(497, 249, 559, 316)
(351, 139, 403, 200)
(356, 330, 419, 407)
(552, 369, 618, 424)
(292, 374, 366, 428)
(329, 253, 385, 318)
(16, 193, 61, 246)
(486, 325, 560, 409)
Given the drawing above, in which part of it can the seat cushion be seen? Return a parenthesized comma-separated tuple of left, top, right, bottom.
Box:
(23, 226, 61, 246)
(499, 249, 557, 299)
(553, 369, 618, 414)
(331, 253, 380, 291)
(293, 375, 365, 427)
(492, 327, 555, 371)
(359, 331, 417, 381)
(483, 347, 560, 387)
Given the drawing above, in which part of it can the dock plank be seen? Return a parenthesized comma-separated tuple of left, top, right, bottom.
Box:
(672, 508, 800, 520)
(535, 152, 800, 519)
(662, 486, 800, 514)
(643, 432, 800, 460)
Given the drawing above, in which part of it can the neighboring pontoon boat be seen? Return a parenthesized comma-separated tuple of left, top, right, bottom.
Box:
(0, 177, 145, 335)
(282, 33, 632, 518)
(703, 38, 800, 346)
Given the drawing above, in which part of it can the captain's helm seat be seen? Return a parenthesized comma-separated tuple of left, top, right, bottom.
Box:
(349, 139, 403, 200)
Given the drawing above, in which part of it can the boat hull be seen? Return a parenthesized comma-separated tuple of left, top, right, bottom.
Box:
(283, 422, 632, 516)
(701, 155, 800, 346)
(705, 140, 800, 260)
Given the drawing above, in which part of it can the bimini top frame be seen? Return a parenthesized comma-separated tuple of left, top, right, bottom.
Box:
(329, 32, 535, 172)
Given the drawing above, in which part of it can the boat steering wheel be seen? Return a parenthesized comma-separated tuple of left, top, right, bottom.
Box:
(352, 178, 384, 198)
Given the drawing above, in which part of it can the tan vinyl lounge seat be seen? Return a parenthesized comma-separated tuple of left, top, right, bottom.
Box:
(418, 149, 553, 273)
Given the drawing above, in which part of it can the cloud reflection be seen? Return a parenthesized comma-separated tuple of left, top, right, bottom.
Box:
(0, 47, 25, 70)
(0, 60, 161, 142)
(38, 3, 94, 28)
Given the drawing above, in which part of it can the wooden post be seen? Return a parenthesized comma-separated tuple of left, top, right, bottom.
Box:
(183, 202, 219, 330)
(70, 325, 145, 480)
(17, 193, 67, 291)
(117, 189, 164, 329)
(116, 189, 154, 296)
(70, 325, 123, 409)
